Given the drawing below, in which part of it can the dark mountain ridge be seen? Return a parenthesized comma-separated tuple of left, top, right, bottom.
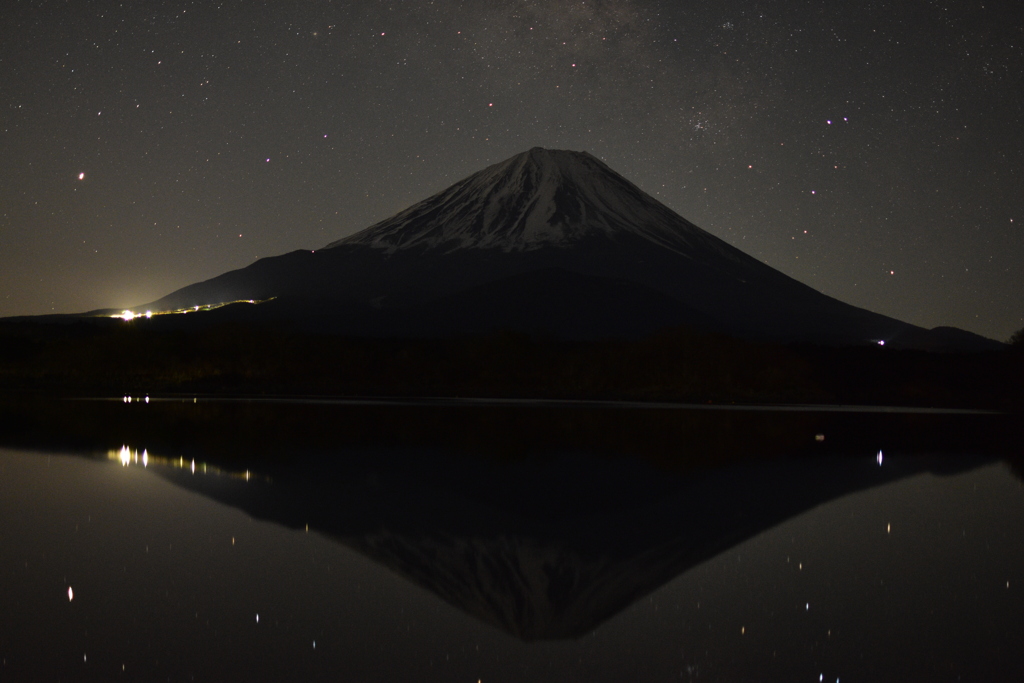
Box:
(125, 147, 996, 349)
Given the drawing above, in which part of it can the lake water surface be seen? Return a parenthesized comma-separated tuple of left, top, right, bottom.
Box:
(0, 398, 1021, 682)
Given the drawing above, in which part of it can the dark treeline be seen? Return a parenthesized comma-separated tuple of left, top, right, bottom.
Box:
(0, 317, 1021, 409)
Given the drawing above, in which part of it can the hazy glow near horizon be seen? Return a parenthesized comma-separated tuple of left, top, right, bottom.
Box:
(111, 299, 267, 322)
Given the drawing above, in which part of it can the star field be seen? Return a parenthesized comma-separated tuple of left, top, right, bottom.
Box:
(1, 0, 1021, 339)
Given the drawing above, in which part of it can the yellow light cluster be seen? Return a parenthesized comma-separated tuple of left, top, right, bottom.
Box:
(107, 445, 262, 483)
(115, 310, 153, 321)
(111, 298, 271, 322)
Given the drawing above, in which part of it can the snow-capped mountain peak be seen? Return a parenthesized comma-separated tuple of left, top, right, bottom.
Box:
(324, 147, 729, 257)
(139, 147, 994, 349)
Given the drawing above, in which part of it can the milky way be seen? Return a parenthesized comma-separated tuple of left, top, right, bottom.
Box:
(1, 0, 1021, 339)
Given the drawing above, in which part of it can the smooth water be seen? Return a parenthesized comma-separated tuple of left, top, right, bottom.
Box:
(0, 399, 1021, 682)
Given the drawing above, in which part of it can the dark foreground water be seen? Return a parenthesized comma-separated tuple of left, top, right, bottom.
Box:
(0, 398, 1021, 682)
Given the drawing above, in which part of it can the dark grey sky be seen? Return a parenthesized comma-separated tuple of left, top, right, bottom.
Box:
(2, 0, 1021, 340)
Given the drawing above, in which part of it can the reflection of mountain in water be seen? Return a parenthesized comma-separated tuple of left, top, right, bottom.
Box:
(0, 398, 1006, 640)
(153, 448, 980, 641)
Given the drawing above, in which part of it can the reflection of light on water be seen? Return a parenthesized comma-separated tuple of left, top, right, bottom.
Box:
(107, 446, 265, 482)
(117, 446, 149, 466)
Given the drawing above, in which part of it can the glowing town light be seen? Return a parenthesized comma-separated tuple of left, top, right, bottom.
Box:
(877, 450, 884, 465)
(142, 449, 148, 467)
(119, 446, 131, 466)
(145, 310, 152, 318)
(120, 310, 135, 321)
(68, 586, 74, 601)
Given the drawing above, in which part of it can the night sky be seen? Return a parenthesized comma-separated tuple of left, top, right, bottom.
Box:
(2, 0, 1021, 341)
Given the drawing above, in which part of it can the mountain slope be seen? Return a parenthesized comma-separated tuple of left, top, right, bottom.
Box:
(138, 147, 993, 348)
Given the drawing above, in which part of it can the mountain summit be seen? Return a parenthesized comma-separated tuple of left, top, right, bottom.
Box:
(326, 147, 737, 259)
(137, 148, 996, 348)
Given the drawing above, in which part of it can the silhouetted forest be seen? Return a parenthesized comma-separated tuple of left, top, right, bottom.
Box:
(0, 316, 1021, 409)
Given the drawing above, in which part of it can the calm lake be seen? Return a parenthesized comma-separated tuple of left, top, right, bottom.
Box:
(0, 398, 1021, 682)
